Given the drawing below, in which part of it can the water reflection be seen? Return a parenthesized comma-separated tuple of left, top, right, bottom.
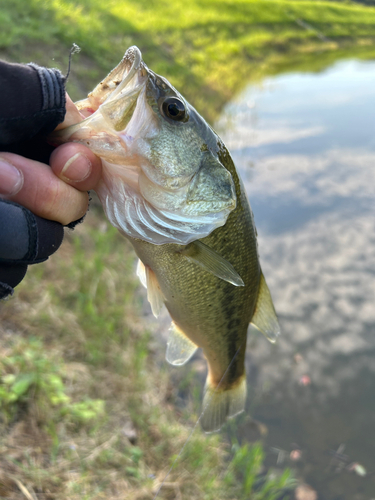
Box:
(216, 59, 375, 499)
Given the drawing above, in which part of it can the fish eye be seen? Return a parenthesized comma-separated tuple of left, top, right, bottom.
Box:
(161, 97, 186, 122)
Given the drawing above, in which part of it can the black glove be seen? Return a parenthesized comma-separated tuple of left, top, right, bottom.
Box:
(0, 199, 64, 299)
(0, 59, 67, 299)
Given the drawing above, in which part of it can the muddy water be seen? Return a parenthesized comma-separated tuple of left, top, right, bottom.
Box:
(214, 59, 375, 499)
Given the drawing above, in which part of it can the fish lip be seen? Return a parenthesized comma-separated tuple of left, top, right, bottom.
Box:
(123, 45, 143, 69)
(105, 46, 145, 103)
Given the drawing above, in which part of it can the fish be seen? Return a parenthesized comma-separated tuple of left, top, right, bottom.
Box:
(51, 46, 280, 432)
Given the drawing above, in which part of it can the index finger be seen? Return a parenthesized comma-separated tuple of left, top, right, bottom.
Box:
(55, 93, 84, 130)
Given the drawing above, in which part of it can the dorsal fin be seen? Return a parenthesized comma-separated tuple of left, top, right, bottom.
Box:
(181, 241, 244, 287)
(166, 322, 198, 366)
(250, 271, 280, 343)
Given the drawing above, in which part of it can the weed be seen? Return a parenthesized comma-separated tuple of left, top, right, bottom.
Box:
(225, 441, 296, 500)
(0, 337, 105, 429)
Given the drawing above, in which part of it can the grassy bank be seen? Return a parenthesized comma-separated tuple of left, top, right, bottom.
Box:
(0, 206, 294, 499)
(1, 0, 375, 120)
(1, 0, 375, 498)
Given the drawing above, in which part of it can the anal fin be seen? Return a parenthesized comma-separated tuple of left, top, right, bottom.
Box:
(201, 375, 247, 433)
(250, 271, 280, 343)
(166, 322, 198, 366)
(181, 241, 244, 287)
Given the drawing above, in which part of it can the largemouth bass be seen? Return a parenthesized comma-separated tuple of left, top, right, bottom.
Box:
(52, 46, 280, 432)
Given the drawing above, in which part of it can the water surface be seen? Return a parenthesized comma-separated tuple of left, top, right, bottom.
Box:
(215, 59, 375, 499)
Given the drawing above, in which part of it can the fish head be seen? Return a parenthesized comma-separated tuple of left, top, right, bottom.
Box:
(52, 46, 236, 245)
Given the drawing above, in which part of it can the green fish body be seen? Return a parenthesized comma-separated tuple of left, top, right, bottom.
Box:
(52, 46, 280, 432)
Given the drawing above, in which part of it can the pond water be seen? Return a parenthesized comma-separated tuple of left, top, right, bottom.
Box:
(214, 59, 375, 499)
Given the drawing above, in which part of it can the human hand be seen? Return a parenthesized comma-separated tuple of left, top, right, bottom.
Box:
(0, 95, 102, 226)
(0, 92, 102, 299)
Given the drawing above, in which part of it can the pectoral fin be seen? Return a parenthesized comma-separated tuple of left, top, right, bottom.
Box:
(136, 260, 164, 317)
(166, 322, 198, 366)
(250, 271, 280, 343)
(136, 259, 147, 288)
(181, 241, 244, 287)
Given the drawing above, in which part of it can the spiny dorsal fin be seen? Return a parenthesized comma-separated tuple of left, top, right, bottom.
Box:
(137, 260, 164, 317)
(181, 241, 244, 287)
(250, 271, 280, 343)
(166, 322, 198, 366)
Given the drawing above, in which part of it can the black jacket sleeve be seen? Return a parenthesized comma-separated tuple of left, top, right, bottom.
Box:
(0, 60, 67, 299)
(0, 200, 64, 299)
(0, 60, 66, 164)
(0, 60, 66, 147)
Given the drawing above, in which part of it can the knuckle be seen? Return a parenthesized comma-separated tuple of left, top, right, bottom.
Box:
(40, 178, 63, 218)
(36, 178, 86, 225)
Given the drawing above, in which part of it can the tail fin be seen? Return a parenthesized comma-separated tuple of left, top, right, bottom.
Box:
(200, 375, 247, 433)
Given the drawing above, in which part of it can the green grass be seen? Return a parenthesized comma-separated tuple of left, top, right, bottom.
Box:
(0, 209, 222, 499)
(2, 0, 375, 120)
(1, 0, 375, 497)
(224, 441, 295, 499)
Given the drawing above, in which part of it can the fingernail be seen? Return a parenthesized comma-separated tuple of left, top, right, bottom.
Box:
(61, 153, 92, 182)
(0, 158, 23, 195)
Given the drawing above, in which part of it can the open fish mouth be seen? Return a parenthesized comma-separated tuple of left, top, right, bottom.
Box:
(101, 45, 144, 100)
(51, 46, 148, 146)
(72, 47, 149, 141)
(78, 46, 146, 115)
